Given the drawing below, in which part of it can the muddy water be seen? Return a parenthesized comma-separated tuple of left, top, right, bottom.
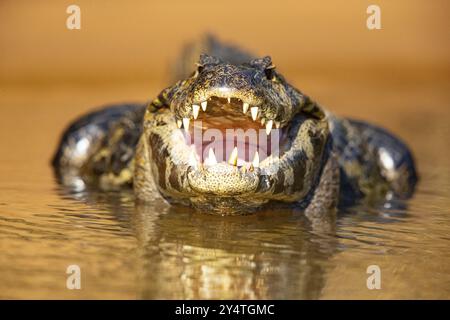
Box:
(0, 77, 449, 299)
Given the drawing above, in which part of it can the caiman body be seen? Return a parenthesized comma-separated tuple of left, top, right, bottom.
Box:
(53, 37, 417, 217)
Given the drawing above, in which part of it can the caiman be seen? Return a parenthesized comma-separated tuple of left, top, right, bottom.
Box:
(52, 36, 417, 218)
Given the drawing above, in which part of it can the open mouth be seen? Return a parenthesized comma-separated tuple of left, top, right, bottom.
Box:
(148, 89, 327, 203)
(176, 96, 288, 170)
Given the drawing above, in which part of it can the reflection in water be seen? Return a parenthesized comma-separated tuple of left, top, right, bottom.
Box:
(134, 206, 337, 299)
(63, 186, 338, 299)
(5, 154, 446, 299)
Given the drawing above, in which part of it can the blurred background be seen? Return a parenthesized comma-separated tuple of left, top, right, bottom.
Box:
(1, 0, 449, 83)
(0, 0, 449, 165)
(0, 0, 449, 299)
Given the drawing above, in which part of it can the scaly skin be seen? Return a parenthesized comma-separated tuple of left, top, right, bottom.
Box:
(52, 36, 418, 217)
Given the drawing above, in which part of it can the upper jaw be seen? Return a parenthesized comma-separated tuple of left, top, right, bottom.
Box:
(172, 94, 283, 138)
(191, 87, 260, 108)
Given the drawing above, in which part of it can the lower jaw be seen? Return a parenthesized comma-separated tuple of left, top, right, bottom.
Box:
(189, 196, 268, 215)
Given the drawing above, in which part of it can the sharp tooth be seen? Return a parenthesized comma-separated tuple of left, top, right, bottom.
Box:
(243, 102, 249, 114)
(182, 118, 190, 132)
(227, 97, 231, 103)
(252, 151, 260, 168)
(228, 147, 238, 166)
(265, 120, 273, 135)
(205, 148, 217, 165)
(192, 104, 200, 119)
(261, 118, 266, 125)
(250, 107, 259, 121)
(201, 101, 207, 111)
(210, 148, 217, 164)
(240, 165, 247, 173)
(176, 119, 182, 128)
(188, 152, 198, 169)
(275, 121, 280, 129)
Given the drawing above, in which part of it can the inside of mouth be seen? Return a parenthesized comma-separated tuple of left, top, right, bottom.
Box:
(182, 96, 287, 167)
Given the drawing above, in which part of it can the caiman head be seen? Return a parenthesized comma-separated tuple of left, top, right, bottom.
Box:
(140, 54, 330, 214)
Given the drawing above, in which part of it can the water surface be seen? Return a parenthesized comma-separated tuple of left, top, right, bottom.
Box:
(0, 80, 449, 299)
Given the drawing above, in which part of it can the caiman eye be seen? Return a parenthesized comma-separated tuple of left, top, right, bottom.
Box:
(197, 64, 205, 73)
(192, 64, 204, 78)
(264, 66, 276, 80)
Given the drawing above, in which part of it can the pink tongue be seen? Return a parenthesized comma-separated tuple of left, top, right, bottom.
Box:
(189, 140, 269, 163)
(182, 130, 282, 164)
(204, 141, 267, 166)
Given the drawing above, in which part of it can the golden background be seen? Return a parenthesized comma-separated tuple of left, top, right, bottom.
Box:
(0, 1, 449, 299)
(1, 0, 449, 84)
